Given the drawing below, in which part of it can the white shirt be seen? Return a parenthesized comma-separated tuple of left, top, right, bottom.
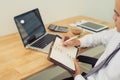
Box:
(75, 28, 120, 80)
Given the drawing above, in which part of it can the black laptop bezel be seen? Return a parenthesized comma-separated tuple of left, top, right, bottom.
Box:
(14, 8, 46, 47)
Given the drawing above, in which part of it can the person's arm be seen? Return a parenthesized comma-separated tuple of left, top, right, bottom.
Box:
(71, 59, 81, 77)
(70, 59, 86, 80)
(62, 28, 115, 48)
(72, 59, 96, 80)
(79, 28, 115, 48)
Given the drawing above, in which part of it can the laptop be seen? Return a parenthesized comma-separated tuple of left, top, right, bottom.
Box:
(14, 8, 56, 53)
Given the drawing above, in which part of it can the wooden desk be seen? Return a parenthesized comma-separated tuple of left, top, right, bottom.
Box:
(0, 16, 114, 80)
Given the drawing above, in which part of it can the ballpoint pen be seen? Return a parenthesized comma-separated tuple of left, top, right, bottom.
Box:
(65, 35, 79, 42)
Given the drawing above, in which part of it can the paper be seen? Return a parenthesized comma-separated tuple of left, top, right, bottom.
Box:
(49, 37, 78, 72)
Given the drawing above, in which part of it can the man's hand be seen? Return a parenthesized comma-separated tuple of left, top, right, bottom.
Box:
(62, 35, 80, 47)
(71, 58, 81, 77)
(62, 34, 70, 47)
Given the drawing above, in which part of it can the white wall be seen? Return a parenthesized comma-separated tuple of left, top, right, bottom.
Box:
(82, 0, 114, 23)
(0, 0, 114, 36)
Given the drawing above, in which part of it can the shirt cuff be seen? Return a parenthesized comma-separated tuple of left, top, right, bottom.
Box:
(79, 34, 93, 47)
(74, 74, 85, 80)
(79, 37, 88, 47)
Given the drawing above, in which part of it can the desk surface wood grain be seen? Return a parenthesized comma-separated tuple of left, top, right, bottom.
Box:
(0, 16, 114, 80)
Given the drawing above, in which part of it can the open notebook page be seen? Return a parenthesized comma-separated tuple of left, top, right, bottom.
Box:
(49, 37, 78, 71)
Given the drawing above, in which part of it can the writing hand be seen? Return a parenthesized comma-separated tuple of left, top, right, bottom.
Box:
(62, 35, 70, 47)
(62, 35, 80, 47)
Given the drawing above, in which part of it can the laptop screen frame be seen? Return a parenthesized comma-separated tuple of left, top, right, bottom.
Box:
(14, 8, 46, 47)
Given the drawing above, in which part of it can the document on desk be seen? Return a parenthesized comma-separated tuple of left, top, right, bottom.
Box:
(70, 20, 108, 33)
(48, 36, 78, 73)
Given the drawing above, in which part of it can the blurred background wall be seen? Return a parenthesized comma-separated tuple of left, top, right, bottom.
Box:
(0, 0, 114, 36)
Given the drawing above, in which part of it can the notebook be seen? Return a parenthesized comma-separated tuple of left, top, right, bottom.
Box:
(48, 36, 78, 73)
(14, 8, 56, 53)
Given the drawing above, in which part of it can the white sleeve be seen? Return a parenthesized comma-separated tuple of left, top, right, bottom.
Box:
(75, 74, 98, 80)
(79, 28, 116, 48)
(74, 75, 86, 80)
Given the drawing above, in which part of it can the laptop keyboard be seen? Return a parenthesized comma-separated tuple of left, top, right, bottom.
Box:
(31, 34, 56, 49)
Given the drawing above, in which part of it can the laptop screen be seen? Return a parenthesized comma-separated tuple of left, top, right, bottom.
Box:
(14, 8, 46, 46)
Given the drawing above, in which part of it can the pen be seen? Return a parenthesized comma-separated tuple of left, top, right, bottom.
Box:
(65, 35, 79, 42)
